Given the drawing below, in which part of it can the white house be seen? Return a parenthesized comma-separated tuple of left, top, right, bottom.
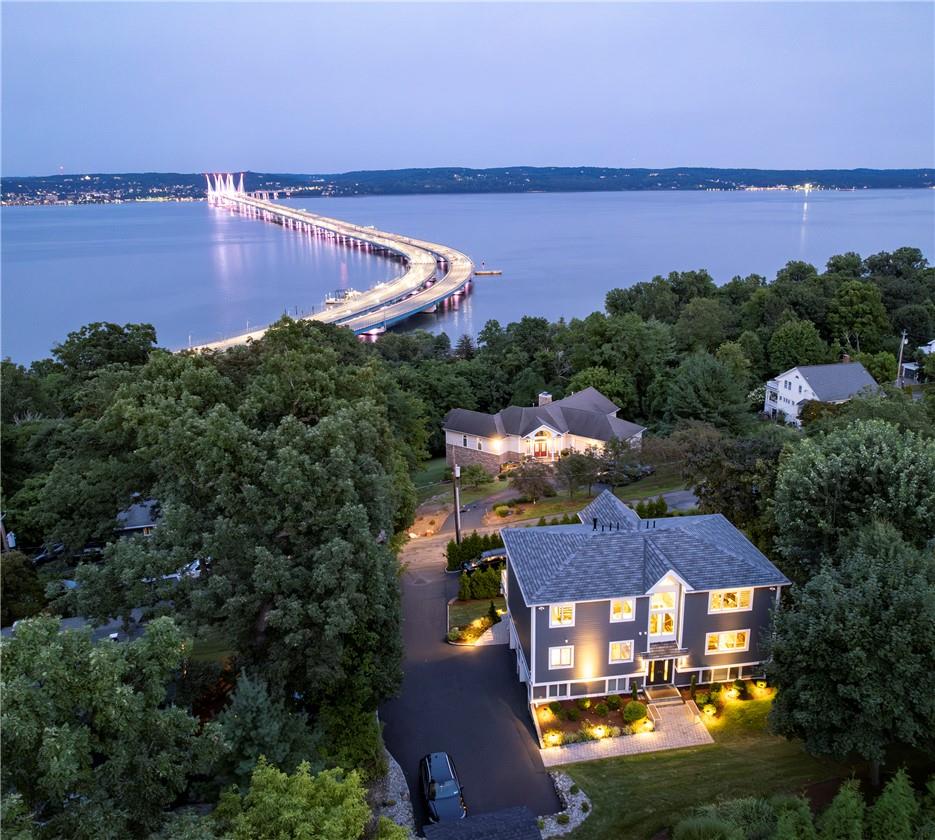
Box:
(918, 339, 935, 355)
(442, 387, 645, 475)
(763, 362, 879, 426)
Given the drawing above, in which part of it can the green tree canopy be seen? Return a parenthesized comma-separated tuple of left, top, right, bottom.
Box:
(664, 353, 749, 433)
(768, 524, 935, 785)
(509, 459, 553, 503)
(828, 280, 890, 353)
(773, 419, 935, 573)
(52, 321, 158, 373)
(767, 318, 829, 374)
(1, 616, 223, 839)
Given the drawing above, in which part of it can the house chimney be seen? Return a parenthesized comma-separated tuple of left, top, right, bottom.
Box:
(538, 392, 552, 406)
(841, 353, 851, 363)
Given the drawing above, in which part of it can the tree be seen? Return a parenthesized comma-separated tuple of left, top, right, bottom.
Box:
(816, 780, 864, 840)
(805, 387, 935, 439)
(0, 550, 46, 626)
(828, 280, 890, 353)
(772, 797, 816, 840)
(566, 366, 636, 414)
(767, 524, 935, 787)
(454, 334, 476, 360)
(767, 318, 829, 373)
(52, 321, 158, 372)
(868, 769, 918, 840)
(509, 460, 553, 503)
(1, 616, 222, 838)
(773, 419, 935, 572)
(460, 463, 491, 488)
(674, 298, 732, 352)
(715, 341, 753, 391)
(664, 353, 749, 433)
(854, 351, 897, 384)
(600, 435, 641, 487)
(213, 759, 371, 840)
(218, 671, 315, 791)
(893, 303, 934, 347)
(555, 451, 601, 498)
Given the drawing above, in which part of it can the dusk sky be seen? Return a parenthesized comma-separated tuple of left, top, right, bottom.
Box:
(2, 2, 933, 176)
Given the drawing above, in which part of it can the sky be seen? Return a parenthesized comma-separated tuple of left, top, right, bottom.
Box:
(2, 2, 933, 176)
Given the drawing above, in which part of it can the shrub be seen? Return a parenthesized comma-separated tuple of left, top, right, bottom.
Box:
(537, 516, 547, 526)
(631, 684, 639, 702)
(673, 815, 743, 840)
(608, 725, 623, 737)
(457, 573, 472, 601)
(576, 698, 591, 711)
(581, 801, 590, 812)
(487, 600, 501, 625)
(594, 702, 608, 717)
(709, 682, 722, 698)
(869, 769, 918, 840)
(818, 779, 864, 840)
(561, 513, 573, 524)
(565, 707, 581, 722)
(772, 797, 816, 840)
(447, 628, 460, 642)
(702, 703, 717, 717)
(569, 784, 579, 795)
(537, 818, 544, 829)
(542, 729, 563, 747)
(732, 679, 747, 698)
(495, 505, 511, 517)
(557, 814, 570, 825)
(623, 701, 647, 724)
(606, 695, 621, 711)
(700, 797, 775, 840)
(548, 701, 562, 715)
(549, 517, 560, 525)
(695, 692, 710, 707)
(690, 673, 697, 700)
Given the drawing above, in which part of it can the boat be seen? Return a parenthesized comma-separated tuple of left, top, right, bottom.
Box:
(474, 270, 502, 276)
(324, 288, 362, 305)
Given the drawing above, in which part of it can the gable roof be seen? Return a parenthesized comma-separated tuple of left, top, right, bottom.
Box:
(442, 387, 645, 442)
(778, 362, 879, 402)
(503, 491, 788, 604)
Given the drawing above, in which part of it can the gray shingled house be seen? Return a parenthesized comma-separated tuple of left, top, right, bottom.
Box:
(502, 491, 789, 704)
(764, 361, 879, 426)
(442, 387, 645, 475)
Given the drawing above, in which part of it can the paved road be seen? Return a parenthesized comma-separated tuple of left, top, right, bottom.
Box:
(380, 534, 559, 831)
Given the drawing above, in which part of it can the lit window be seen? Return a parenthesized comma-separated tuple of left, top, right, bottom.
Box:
(609, 641, 633, 663)
(610, 598, 635, 622)
(549, 645, 574, 669)
(650, 592, 676, 610)
(706, 630, 750, 654)
(649, 589, 677, 638)
(708, 589, 753, 614)
(649, 612, 675, 635)
(550, 604, 575, 627)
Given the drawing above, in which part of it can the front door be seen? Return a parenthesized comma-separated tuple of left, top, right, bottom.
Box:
(647, 658, 672, 686)
(534, 438, 549, 458)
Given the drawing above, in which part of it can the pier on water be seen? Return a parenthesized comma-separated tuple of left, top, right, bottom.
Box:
(189, 173, 474, 351)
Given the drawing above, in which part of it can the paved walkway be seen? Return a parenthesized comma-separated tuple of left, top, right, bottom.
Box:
(539, 703, 713, 767)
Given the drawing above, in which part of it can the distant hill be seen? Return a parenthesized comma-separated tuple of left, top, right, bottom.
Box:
(2, 166, 933, 205)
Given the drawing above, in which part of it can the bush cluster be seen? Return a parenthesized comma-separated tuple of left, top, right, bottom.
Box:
(445, 531, 504, 570)
(623, 700, 647, 724)
(458, 566, 501, 600)
(635, 496, 669, 518)
(536, 513, 578, 527)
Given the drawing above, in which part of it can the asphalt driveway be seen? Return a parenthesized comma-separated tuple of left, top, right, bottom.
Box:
(380, 533, 559, 830)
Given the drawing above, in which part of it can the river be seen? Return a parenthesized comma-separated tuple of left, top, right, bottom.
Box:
(2, 189, 933, 363)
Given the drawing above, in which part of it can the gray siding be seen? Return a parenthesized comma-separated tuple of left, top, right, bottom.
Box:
(532, 598, 647, 685)
(680, 587, 776, 669)
(507, 562, 531, 667)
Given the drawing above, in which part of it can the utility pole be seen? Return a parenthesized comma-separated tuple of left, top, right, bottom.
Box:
(453, 464, 462, 544)
(895, 328, 908, 387)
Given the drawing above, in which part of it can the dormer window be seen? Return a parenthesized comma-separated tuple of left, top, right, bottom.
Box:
(549, 603, 575, 627)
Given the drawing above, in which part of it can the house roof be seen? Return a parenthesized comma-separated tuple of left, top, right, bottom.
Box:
(116, 499, 159, 532)
(423, 807, 540, 840)
(778, 362, 879, 402)
(443, 387, 645, 442)
(502, 491, 789, 605)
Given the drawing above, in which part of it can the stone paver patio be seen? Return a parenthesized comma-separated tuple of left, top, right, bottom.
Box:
(539, 703, 714, 767)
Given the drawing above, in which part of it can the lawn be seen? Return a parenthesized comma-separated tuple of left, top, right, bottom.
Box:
(413, 457, 450, 503)
(614, 463, 688, 503)
(447, 596, 506, 632)
(566, 698, 853, 840)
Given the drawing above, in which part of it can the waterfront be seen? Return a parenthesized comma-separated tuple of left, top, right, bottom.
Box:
(3, 189, 933, 363)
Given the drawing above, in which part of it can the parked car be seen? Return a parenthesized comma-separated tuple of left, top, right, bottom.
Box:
(419, 752, 466, 823)
(461, 548, 507, 573)
(32, 543, 65, 566)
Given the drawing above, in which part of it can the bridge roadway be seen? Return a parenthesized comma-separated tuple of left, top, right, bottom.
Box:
(190, 194, 473, 351)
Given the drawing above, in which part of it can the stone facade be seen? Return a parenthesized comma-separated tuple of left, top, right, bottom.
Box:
(445, 443, 503, 476)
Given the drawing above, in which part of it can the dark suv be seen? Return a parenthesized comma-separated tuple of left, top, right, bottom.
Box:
(418, 752, 466, 823)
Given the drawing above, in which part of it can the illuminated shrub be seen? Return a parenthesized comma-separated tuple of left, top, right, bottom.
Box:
(606, 695, 622, 711)
(623, 701, 648, 724)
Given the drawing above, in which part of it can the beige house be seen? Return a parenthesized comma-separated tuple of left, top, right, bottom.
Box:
(442, 387, 645, 474)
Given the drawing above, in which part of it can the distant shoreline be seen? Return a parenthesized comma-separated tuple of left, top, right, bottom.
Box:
(2, 165, 932, 207)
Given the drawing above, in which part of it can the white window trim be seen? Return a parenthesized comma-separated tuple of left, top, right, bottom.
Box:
(609, 597, 636, 623)
(705, 629, 751, 655)
(707, 588, 754, 615)
(548, 645, 574, 670)
(549, 603, 575, 628)
(608, 640, 634, 664)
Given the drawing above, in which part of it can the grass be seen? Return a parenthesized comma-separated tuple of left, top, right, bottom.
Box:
(414, 457, 450, 503)
(614, 463, 687, 502)
(448, 596, 506, 632)
(566, 698, 853, 840)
